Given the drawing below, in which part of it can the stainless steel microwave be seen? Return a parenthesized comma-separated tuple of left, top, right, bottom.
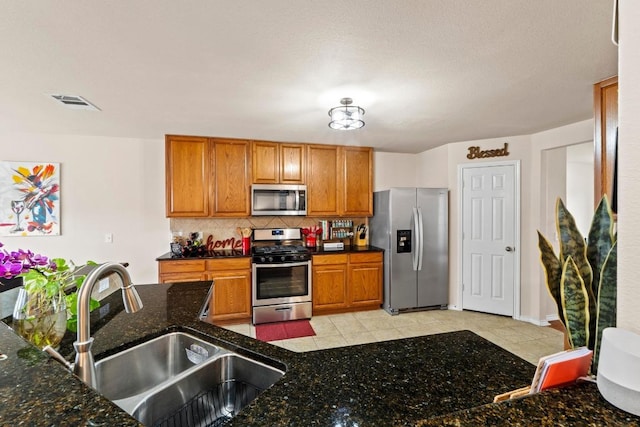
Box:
(251, 184, 307, 216)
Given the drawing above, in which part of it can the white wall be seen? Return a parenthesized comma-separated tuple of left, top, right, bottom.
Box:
(373, 152, 418, 191)
(0, 132, 168, 284)
(617, 0, 640, 333)
(414, 121, 594, 324)
(566, 142, 595, 236)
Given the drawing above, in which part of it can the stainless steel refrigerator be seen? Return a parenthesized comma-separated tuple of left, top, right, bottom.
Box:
(369, 188, 448, 314)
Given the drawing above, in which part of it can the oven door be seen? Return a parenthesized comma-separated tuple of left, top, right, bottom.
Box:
(252, 261, 312, 307)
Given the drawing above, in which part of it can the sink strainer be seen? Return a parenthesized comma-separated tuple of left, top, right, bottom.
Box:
(152, 379, 264, 427)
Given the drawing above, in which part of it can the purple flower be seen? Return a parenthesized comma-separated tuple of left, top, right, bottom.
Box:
(0, 243, 52, 282)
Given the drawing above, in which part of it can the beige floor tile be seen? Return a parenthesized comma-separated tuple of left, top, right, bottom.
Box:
(220, 309, 564, 360)
(360, 317, 398, 332)
(342, 331, 377, 346)
(276, 336, 318, 352)
(309, 321, 341, 336)
(314, 335, 348, 349)
(370, 328, 405, 342)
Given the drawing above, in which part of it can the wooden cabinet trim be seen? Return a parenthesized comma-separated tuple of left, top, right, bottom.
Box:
(593, 76, 618, 209)
(349, 252, 382, 264)
(312, 254, 348, 265)
(205, 258, 251, 271)
(159, 260, 206, 274)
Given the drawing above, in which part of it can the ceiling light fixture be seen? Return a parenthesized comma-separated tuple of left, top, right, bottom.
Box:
(328, 97, 365, 130)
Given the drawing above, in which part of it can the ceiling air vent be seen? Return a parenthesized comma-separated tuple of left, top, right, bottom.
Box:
(48, 94, 101, 111)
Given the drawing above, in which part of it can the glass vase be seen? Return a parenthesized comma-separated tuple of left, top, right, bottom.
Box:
(12, 288, 67, 349)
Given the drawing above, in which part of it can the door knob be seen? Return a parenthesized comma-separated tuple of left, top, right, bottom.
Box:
(505, 246, 515, 252)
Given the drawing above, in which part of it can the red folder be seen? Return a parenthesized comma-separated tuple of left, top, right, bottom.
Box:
(530, 347, 593, 393)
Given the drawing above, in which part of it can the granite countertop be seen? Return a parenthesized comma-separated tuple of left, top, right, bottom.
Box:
(1, 281, 639, 426)
(156, 245, 383, 261)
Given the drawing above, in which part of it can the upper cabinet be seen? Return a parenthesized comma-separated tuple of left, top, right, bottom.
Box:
(166, 135, 372, 218)
(594, 76, 618, 210)
(165, 135, 210, 217)
(165, 136, 251, 218)
(307, 144, 340, 216)
(341, 146, 373, 216)
(252, 141, 305, 184)
(307, 144, 373, 217)
(211, 138, 251, 216)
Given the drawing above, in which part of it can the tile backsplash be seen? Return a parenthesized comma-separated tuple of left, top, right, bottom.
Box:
(170, 217, 367, 244)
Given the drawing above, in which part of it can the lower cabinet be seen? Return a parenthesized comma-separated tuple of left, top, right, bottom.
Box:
(312, 252, 383, 315)
(206, 259, 251, 322)
(312, 254, 348, 312)
(158, 258, 251, 322)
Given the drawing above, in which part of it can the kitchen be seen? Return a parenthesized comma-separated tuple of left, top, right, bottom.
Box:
(2, 1, 640, 426)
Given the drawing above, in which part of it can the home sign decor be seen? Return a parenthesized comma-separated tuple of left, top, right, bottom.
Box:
(467, 142, 510, 160)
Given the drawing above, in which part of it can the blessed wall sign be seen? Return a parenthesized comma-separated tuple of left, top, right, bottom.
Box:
(467, 142, 510, 160)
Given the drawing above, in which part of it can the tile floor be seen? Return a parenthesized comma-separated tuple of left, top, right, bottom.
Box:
(223, 309, 564, 365)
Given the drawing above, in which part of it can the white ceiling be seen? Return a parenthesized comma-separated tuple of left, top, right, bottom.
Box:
(0, 1, 617, 154)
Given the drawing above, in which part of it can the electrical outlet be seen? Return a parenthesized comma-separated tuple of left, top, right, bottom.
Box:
(105, 233, 113, 243)
(98, 278, 110, 293)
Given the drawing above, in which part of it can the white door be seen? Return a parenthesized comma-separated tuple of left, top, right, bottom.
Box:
(461, 163, 518, 316)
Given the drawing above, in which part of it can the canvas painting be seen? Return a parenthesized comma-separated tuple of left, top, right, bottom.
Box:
(0, 162, 60, 236)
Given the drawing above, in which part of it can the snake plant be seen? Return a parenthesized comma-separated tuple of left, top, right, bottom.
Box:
(537, 196, 617, 374)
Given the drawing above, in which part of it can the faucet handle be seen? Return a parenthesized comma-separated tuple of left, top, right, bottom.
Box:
(43, 345, 73, 371)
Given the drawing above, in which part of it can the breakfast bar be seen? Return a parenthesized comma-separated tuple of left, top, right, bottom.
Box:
(1, 281, 638, 426)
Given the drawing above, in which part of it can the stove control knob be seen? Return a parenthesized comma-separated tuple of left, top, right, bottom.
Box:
(280, 255, 286, 262)
(267, 256, 274, 263)
(260, 256, 267, 263)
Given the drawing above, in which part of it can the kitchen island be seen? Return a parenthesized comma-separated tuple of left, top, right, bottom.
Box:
(1, 281, 638, 426)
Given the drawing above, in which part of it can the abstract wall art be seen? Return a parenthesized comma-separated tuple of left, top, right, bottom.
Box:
(0, 162, 60, 236)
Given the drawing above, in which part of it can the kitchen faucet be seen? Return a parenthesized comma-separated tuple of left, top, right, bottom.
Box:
(44, 262, 143, 389)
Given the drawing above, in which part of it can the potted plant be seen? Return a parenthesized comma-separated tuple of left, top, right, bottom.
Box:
(537, 196, 616, 375)
(0, 243, 98, 349)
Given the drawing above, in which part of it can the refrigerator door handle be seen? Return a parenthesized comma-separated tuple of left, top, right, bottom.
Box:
(417, 207, 424, 271)
(412, 207, 420, 271)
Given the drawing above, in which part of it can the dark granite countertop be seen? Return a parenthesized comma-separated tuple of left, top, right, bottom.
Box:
(156, 245, 383, 261)
(2, 281, 639, 426)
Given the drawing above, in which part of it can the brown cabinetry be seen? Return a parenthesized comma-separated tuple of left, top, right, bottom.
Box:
(165, 136, 251, 218)
(205, 258, 251, 321)
(158, 258, 251, 321)
(307, 144, 340, 216)
(165, 136, 210, 217)
(342, 147, 373, 216)
(306, 145, 373, 217)
(312, 254, 348, 312)
(252, 141, 305, 184)
(312, 251, 382, 315)
(211, 138, 251, 216)
(594, 76, 618, 210)
(348, 252, 383, 307)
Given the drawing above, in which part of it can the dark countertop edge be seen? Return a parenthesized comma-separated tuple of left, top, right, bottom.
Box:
(3, 281, 638, 426)
(156, 245, 383, 261)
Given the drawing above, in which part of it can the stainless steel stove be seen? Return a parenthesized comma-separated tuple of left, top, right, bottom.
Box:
(251, 228, 312, 325)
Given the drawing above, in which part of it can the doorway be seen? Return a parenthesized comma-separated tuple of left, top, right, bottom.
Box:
(459, 161, 521, 318)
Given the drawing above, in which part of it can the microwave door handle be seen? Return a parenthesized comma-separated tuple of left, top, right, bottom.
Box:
(295, 190, 300, 211)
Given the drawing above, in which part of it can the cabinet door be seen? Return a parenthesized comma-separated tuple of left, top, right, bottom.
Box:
(313, 265, 348, 312)
(342, 146, 373, 216)
(307, 144, 339, 216)
(211, 138, 251, 216)
(252, 141, 279, 184)
(165, 136, 210, 217)
(280, 143, 305, 184)
(209, 269, 251, 321)
(348, 262, 382, 307)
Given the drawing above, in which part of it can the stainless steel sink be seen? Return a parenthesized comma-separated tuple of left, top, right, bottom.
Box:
(95, 332, 222, 409)
(132, 354, 284, 426)
(94, 331, 284, 426)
